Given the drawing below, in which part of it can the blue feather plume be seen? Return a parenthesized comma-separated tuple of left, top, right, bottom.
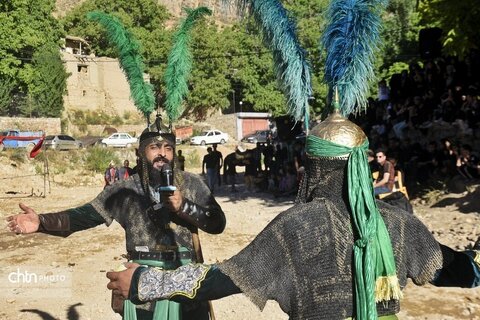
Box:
(322, 0, 387, 116)
(221, 0, 312, 124)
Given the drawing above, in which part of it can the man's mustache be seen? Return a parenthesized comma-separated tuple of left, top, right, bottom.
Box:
(152, 156, 170, 164)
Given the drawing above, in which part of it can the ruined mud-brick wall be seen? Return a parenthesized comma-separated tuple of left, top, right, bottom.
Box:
(0, 117, 61, 134)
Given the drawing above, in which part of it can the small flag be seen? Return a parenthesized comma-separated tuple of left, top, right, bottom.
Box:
(29, 135, 45, 158)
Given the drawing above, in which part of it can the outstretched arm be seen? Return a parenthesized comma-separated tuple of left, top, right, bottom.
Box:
(107, 263, 241, 303)
(6, 203, 105, 237)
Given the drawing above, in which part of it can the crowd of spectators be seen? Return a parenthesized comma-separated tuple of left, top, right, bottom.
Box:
(232, 53, 480, 197)
(354, 53, 480, 191)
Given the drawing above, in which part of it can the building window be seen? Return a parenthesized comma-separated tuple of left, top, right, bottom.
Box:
(82, 90, 87, 97)
(77, 65, 88, 73)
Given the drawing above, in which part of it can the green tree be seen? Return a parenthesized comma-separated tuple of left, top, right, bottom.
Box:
(0, 75, 15, 115)
(284, 0, 330, 116)
(419, 0, 480, 57)
(62, 0, 171, 76)
(0, 0, 64, 115)
(380, 0, 420, 69)
(27, 45, 69, 117)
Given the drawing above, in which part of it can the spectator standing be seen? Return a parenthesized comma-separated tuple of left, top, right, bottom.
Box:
(104, 160, 119, 188)
(244, 149, 257, 192)
(211, 144, 223, 187)
(118, 159, 133, 180)
(202, 147, 217, 192)
(177, 150, 186, 171)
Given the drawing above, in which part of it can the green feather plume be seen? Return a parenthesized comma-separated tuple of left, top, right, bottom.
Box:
(164, 7, 212, 123)
(87, 11, 155, 118)
(321, 0, 388, 116)
(220, 0, 312, 124)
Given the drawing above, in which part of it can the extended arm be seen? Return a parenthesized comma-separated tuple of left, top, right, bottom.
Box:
(107, 263, 241, 303)
(36, 204, 105, 236)
(7, 203, 105, 236)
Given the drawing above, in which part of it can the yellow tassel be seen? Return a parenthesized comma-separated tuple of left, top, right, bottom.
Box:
(375, 275, 403, 302)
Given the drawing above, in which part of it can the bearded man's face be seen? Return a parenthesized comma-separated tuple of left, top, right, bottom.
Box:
(144, 141, 174, 187)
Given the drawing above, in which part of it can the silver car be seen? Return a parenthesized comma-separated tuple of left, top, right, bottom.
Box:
(43, 135, 83, 150)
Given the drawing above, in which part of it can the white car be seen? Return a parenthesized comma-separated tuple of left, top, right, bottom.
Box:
(190, 129, 228, 146)
(101, 133, 138, 148)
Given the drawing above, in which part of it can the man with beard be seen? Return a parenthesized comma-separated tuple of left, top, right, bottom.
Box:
(6, 130, 226, 320)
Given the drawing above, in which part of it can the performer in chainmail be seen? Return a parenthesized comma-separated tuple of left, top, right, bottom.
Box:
(7, 130, 226, 320)
(104, 0, 480, 317)
(105, 106, 480, 320)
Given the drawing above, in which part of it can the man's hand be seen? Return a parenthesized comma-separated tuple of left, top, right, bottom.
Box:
(6, 203, 40, 234)
(162, 190, 183, 213)
(106, 262, 140, 299)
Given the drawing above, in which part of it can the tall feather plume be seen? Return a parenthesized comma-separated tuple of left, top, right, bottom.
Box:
(87, 11, 155, 118)
(321, 0, 388, 116)
(221, 0, 312, 124)
(164, 7, 212, 123)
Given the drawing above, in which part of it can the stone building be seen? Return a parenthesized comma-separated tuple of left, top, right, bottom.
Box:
(62, 35, 144, 116)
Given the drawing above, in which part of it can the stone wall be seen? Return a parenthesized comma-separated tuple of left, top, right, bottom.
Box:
(0, 117, 61, 134)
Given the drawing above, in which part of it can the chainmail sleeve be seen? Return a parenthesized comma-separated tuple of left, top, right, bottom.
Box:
(175, 171, 226, 234)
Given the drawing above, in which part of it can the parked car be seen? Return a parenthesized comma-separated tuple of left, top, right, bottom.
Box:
(190, 129, 228, 146)
(241, 130, 272, 144)
(101, 133, 138, 148)
(0, 129, 43, 152)
(43, 135, 82, 150)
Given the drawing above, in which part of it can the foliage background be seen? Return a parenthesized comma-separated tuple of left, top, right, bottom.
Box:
(0, 0, 476, 120)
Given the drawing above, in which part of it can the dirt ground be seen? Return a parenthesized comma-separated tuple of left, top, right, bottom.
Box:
(1, 147, 480, 320)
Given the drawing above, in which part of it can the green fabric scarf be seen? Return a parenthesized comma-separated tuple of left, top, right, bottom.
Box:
(306, 135, 402, 320)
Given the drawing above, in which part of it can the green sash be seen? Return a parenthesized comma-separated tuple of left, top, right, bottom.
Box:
(123, 247, 192, 320)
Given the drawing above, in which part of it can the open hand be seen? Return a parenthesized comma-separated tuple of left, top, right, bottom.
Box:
(6, 203, 40, 234)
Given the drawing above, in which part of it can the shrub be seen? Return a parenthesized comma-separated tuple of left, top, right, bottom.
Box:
(185, 149, 201, 168)
(84, 147, 119, 173)
(9, 149, 27, 164)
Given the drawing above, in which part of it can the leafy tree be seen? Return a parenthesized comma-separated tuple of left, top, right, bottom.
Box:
(62, 0, 170, 56)
(0, 0, 64, 115)
(26, 45, 69, 117)
(185, 22, 231, 119)
(418, 0, 480, 57)
(380, 0, 420, 69)
(0, 75, 15, 115)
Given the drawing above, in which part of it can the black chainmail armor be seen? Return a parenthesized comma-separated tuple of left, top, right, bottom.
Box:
(218, 154, 443, 319)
